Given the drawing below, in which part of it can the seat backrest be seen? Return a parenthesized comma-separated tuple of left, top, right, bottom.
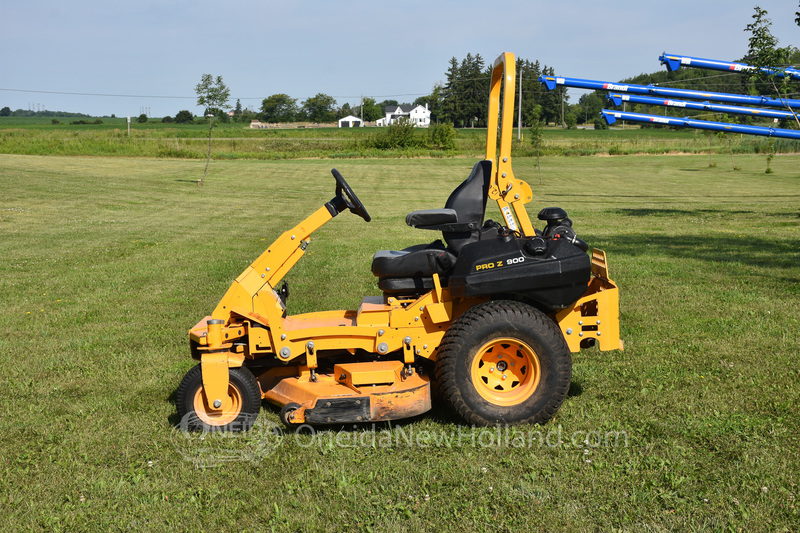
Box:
(442, 160, 492, 253)
(445, 160, 492, 221)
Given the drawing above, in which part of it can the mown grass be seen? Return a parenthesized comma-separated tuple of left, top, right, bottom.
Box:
(1, 153, 798, 531)
(2, 116, 799, 160)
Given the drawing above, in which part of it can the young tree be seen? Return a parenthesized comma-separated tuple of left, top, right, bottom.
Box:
(195, 74, 230, 185)
(744, 6, 799, 128)
(527, 104, 545, 184)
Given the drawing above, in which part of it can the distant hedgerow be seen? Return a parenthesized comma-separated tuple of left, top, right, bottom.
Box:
(427, 123, 456, 150)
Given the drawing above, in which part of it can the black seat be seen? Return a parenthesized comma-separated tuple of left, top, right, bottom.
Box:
(371, 241, 455, 278)
(405, 160, 492, 254)
(371, 161, 493, 295)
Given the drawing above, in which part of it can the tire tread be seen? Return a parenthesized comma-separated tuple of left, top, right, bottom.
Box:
(435, 300, 571, 426)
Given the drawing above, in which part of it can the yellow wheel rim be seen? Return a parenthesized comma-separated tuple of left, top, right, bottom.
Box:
(192, 384, 243, 426)
(470, 337, 541, 406)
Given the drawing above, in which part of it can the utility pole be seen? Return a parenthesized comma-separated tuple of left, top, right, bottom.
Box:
(360, 95, 363, 124)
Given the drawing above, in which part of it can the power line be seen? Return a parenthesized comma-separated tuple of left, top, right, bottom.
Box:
(653, 72, 743, 85)
(0, 87, 429, 101)
(4, 72, 795, 107)
(0, 87, 194, 99)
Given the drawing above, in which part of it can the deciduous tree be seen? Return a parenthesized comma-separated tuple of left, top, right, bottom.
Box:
(260, 93, 298, 123)
(357, 97, 383, 122)
(194, 74, 230, 185)
(744, 6, 800, 129)
(175, 110, 194, 124)
(302, 93, 337, 123)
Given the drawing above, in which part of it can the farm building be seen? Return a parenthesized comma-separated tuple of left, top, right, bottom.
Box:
(338, 115, 363, 128)
(376, 104, 431, 127)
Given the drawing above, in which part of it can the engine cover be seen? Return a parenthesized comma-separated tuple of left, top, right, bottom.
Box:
(448, 233, 591, 311)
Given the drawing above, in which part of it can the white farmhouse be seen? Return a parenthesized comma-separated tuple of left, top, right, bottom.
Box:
(375, 104, 431, 127)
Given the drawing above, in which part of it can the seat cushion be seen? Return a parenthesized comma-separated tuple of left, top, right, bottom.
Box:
(377, 277, 436, 295)
(406, 208, 458, 227)
(371, 241, 456, 279)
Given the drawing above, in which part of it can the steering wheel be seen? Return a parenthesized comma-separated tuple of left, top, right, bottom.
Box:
(331, 168, 371, 222)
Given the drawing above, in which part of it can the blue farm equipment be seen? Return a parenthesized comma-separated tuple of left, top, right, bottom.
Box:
(538, 75, 800, 109)
(606, 93, 797, 121)
(601, 110, 800, 140)
(659, 52, 800, 81)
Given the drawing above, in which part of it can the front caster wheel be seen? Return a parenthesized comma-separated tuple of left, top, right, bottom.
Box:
(280, 402, 303, 429)
(435, 300, 572, 426)
(175, 364, 262, 432)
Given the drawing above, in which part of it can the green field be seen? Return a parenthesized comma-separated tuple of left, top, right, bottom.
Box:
(2, 116, 799, 160)
(1, 153, 799, 531)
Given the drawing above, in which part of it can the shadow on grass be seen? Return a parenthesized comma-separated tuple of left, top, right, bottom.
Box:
(546, 192, 800, 199)
(589, 231, 799, 272)
(612, 207, 754, 217)
(568, 380, 583, 398)
(166, 389, 181, 427)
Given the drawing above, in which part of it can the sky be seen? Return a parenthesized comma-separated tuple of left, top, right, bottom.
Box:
(2, 0, 798, 118)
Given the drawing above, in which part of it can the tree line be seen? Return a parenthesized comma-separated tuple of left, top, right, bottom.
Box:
(244, 54, 568, 127)
(420, 53, 565, 128)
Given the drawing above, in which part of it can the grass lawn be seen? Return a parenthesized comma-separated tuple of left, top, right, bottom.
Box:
(1, 153, 798, 531)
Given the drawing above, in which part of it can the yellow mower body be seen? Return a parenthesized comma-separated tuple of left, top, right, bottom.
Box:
(177, 53, 622, 431)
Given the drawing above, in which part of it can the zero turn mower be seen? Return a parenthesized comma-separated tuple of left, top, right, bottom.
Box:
(176, 53, 622, 431)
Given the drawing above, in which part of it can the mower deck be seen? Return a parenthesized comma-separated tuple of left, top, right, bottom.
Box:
(258, 361, 431, 425)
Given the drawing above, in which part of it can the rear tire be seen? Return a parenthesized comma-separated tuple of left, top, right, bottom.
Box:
(435, 300, 571, 426)
(176, 364, 262, 432)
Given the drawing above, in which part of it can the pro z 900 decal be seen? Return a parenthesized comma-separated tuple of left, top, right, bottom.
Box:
(475, 255, 525, 271)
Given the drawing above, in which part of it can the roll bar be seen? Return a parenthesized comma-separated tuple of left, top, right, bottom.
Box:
(485, 52, 535, 237)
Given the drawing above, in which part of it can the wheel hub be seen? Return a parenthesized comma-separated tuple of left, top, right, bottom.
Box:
(470, 337, 541, 406)
(193, 384, 242, 426)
